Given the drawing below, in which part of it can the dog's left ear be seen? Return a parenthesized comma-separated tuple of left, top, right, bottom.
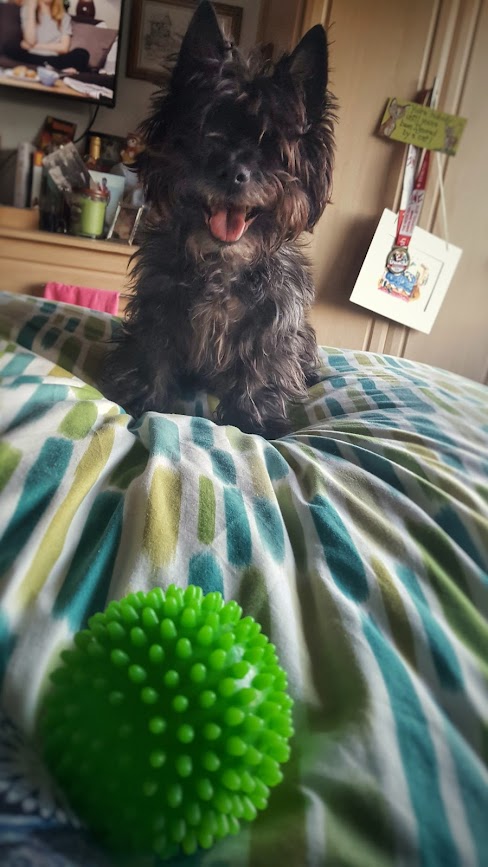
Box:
(287, 25, 328, 120)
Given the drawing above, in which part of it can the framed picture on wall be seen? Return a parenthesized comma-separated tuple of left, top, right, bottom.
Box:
(127, 0, 243, 83)
(350, 209, 462, 334)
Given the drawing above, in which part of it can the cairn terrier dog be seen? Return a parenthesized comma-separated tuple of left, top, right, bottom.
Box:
(104, 1, 335, 438)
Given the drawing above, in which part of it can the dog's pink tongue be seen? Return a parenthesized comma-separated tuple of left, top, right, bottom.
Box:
(209, 208, 247, 243)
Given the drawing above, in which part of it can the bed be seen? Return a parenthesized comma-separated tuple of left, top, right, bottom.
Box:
(0, 291, 487, 866)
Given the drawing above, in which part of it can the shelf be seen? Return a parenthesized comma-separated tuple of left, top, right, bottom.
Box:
(0, 225, 137, 256)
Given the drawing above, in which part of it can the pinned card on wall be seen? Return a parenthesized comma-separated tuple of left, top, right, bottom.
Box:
(379, 98, 467, 155)
(350, 209, 462, 334)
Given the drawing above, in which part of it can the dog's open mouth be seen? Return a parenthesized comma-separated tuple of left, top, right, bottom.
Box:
(206, 206, 260, 243)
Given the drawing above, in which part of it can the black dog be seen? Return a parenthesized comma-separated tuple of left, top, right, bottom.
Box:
(104, 1, 335, 438)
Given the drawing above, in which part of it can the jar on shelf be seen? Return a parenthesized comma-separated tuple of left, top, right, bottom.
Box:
(70, 186, 109, 239)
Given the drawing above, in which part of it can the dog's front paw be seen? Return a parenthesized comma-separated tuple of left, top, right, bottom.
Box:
(304, 367, 321, 387)
(102, 344, 175, 418)
(216, 402, 291, 440)
(124, 395, 154, 419)
(108, 387, 169, 419)
(101, 373, 146, 416)
(263, 417, 293, 439)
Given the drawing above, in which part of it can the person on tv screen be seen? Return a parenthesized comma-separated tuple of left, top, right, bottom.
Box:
(6, 0, 89, 73)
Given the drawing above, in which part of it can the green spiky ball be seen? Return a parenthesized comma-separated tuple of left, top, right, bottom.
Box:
(40, 584, 294, 859)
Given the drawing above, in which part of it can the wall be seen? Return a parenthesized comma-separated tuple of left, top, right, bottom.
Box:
(262, 0, 488, 383)
(0, 0, 262, 147)
(257, 0, 305, 55)
(400, 0, 488, 383)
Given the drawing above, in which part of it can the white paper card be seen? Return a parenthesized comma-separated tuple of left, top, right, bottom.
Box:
(350, 209, 462, 333)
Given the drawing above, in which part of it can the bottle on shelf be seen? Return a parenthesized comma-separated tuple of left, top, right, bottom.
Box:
(84, 135, 103, 170)
(13, 142, 34, 209)
(30, 150, 44, 208)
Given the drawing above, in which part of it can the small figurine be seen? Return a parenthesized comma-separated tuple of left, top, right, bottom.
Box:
(120, 132, 145, 166)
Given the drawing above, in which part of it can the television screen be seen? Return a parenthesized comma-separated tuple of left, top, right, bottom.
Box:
(0, 0, 124, 108)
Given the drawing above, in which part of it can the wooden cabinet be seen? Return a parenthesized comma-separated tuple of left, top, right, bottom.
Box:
(0, 225, 134, 315)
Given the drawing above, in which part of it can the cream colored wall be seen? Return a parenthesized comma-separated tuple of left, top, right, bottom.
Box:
(402, 0, 488, 383)
(263, 0, 488, 383)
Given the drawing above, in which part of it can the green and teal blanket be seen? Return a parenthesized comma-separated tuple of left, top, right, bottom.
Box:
(0, 291, 487, 866)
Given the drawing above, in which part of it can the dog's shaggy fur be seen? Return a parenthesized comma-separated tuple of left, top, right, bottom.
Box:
(103, 1, 335, 438)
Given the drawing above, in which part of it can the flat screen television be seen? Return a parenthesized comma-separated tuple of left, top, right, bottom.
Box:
(0, 0, 124, 108)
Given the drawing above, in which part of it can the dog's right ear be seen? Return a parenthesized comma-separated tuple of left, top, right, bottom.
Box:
(140, 3, 226, 148)
(173, 1, 228, 83)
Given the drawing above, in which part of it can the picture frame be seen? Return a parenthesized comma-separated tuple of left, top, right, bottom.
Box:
(106, 203, 147, 245)
(350, 209, 462, 334)
(127, 0, 243, 84)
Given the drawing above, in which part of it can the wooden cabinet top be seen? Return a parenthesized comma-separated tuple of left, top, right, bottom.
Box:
(0, 225, 137, 258)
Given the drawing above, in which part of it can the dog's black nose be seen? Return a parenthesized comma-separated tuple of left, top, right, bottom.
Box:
(234, 165, 251, 185)
(216, 162, 251, 187)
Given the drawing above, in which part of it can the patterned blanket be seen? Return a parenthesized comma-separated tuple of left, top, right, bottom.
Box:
(0, 292, 487, 867)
